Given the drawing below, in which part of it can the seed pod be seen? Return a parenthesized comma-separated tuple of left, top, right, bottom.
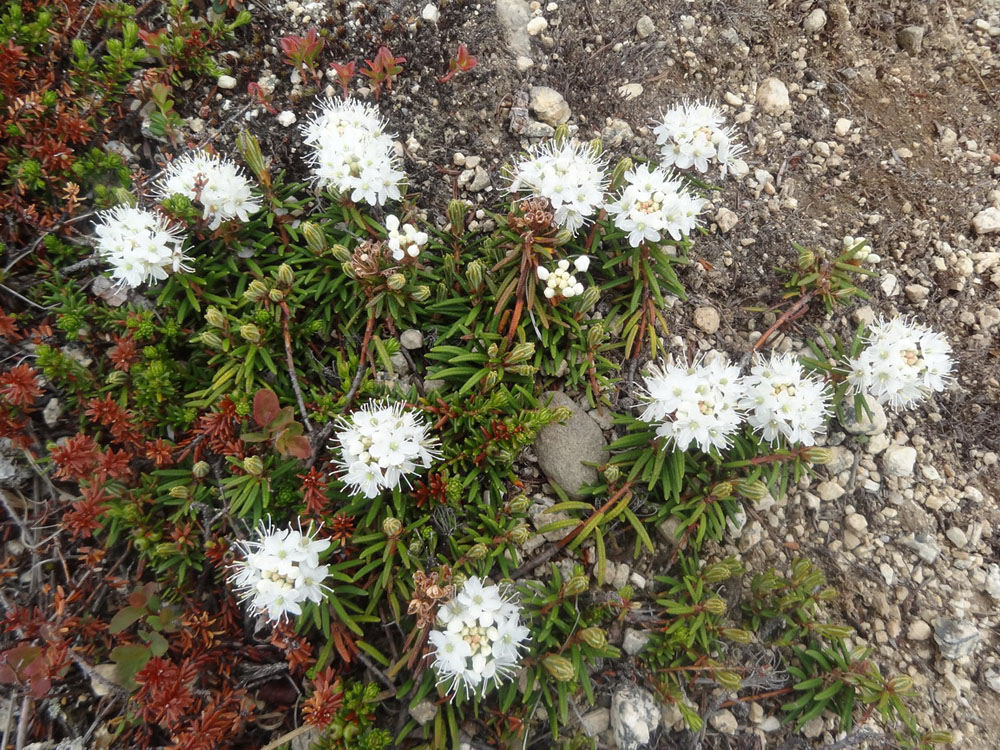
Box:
(466, 258, 484, 288)
(276, 263, 294, 286)
(447, 199, 467, 234)
(301, 222, 327, 254)
(506, 342, 535, 364)
(199, 331, 224, 349)
(169, 486, 189, 500)
(466, 543, 488, 560)
(577, 627, 607, 649)
(330, 243, 351, 262)
(239, 324, 262, 344)
(508, 495, 530, 514)
(563, 574, 588, 597)
(736, 478, 768, 501)
(205, 306, 226, 328)
(542, 654, 575, 682)
(382, 517, 403, 538)
(386, 273, 406, 291)
(243, 456, 264, 476)
(411, 285, 431, 302)
(801, 446, 833, 464)
(192, 461, 210, 478)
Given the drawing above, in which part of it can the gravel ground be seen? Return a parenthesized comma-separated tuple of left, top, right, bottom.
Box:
(122, 0, 1000, 746)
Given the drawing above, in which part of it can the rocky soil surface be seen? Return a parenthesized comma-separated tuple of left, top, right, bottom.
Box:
(119, 0, 1000, 746)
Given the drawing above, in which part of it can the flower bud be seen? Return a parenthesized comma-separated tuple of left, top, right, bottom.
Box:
(205, 306, 226, 328)
(587, 323, 605, 350)
(553, 122, 570, 145)
(199, 331, 224, 349)
(833, 285, 858, 298)
(563, 574, 588, 597)
(466, 259, 484, 288)
(506, 342, 534, 364)
(577, 284, 600, 312)
(550, 406, 572, 423)
(268, 288, 286, 302)
(408, 537, 424, 555)
(715, 669, 743, 691)
(542, 654, 575, 682)
(589, 138, 603, 156)
(447, 199, 467, 234)
(410, 285, 430, 302)
(603, 464, 621, 483)
(578, 627, 607, 649)
(818, 587, 838, 602)
(483, 369, 500, 389)
(924, 732, 954, 745)
(509, 364, 537, 376)
(508, 495, 530, 514)
(703, 597, 726, 616)
(888, 674, 913, 692)
(341, 261, 356, 278)
(466, 543, 488, 560)
(239, 324, 262, 344)
(719, 628, 753, 644)
(169, 486, 189, 500)
(106, 370, 128, 386)
(553, 228, 574, 246)
(711, 481, 733, 499)
(331, 243, 351, 262)
(112, 187, 136, 206)
(236, 130, 269, 186)
(486, 343, 499, 359)
(276, 263, 294, 286)
(192, 461, 210, 478)
(382, 517, 403, 538)
(301, 222, 327, 254)
(386, 273, 406, 291)
(801, 446, 833, 464)
(509, 523, 532, 545)
(736, 478, 768, 501)
(610, 157, 633, 188)
(703, 563, 734, 583)
(797, 248, 815, 270)
(245, 280, 268, 302)
(243, 456, 264, 476)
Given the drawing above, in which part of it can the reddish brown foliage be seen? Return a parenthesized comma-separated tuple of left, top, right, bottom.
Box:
(49, 433, 99, 481)
(302, 667, 343, 727)
(0, 364, 43, 407)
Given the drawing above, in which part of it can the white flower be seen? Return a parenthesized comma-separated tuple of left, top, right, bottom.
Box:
(604, 165, 707, 248)
(536, 257, 589, 300)
(384, 214, 428, 261)
(739, 353, 830, 445)
(506, 140, 608, 232)
(639, 355, 746, 453)
(846, 317, 953, 409)
(302, 98, 405, 206)
(331, 401, 439, 497)
(93, 205, 191, 288)
(229, 518, 331, 623)
(653, 101, 746, 178)
(429, 577, 529, 698)
(155, 150, 261, 230)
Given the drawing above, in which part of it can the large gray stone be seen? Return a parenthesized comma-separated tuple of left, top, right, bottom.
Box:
(535, 392, 609, 499)
(529, 86, 571, 127)
(933, 618, 980, 659)
(611, 684, 660, 750)
(839, 393, 887, 436)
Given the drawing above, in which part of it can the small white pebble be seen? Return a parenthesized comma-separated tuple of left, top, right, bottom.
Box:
(276, 110, 297, 127)
(421, 3, 439, 22)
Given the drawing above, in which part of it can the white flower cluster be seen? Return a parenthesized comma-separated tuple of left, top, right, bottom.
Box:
(847, 317, 953, 409)
(385, 214, 428, 261)
(536, 255, 590, 299)
(429, 577, 529, 698)
(653, 101, 746, 177)
(302, 98, 404, 206)
(156, 150, 261, 230)
(740, 354, 830, 446)
(332, 401, 439, 498)
(229, 519, 330, 623)
(605, 164, 707, 248)
(640, 356, 748, 453)
(93, 205, 192, 289)
(507, 140, 608, 232)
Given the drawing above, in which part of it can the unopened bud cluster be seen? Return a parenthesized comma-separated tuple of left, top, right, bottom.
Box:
(536, 255, 590, 300)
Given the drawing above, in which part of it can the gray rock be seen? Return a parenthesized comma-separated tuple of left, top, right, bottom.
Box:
(423, 378, 447, 393)
(803, 8, 827, 32)
(897, 25, 925, 54)
(467, 166, 491, 192)
(756, 77, 790, 115)
(883, 445, 917, 477)
(902, 532, 940, 564)
(801, 716, 824, 738)
(400, 329, 424, 349)
(89, 663, 122, 697)
(601, 118, 633, 148)
(92, 275, 129, 307)
(529, 86, 571, 127)
(495, 0, 531, 56)
(714, 208, 739, 233)
(42, 398, 61, 429)
(656, 516, 684, 547)
(693, 306, 720, 334)
(611, 685, 660, 750)
(522, 120, 555, 139)
(933, 618, 980, 659)
(839, 394, 887, 435)
(622, 628, 652, 656)
(984, 564, 1000, 599)
(290, 728, 324, 750)
(0, 438, 30, 489)
(217, 74, 237, 89)
(581, 707, 610, 737)
(635, 15, 655, 38)
(710, 709, 739, 734)
(409, 699, 437, 725)
(907, 619, 932, 641)
(535, 392, 609, 499)
(972, 207, 1000, 235)
(987, 669, 1000, 695)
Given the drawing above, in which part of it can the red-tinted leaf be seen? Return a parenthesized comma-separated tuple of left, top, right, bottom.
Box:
(286, 435, 312, 460)
(109, 605, 145, 634)
(253, 388, 281, 427)
(267, 406, 295, 432)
